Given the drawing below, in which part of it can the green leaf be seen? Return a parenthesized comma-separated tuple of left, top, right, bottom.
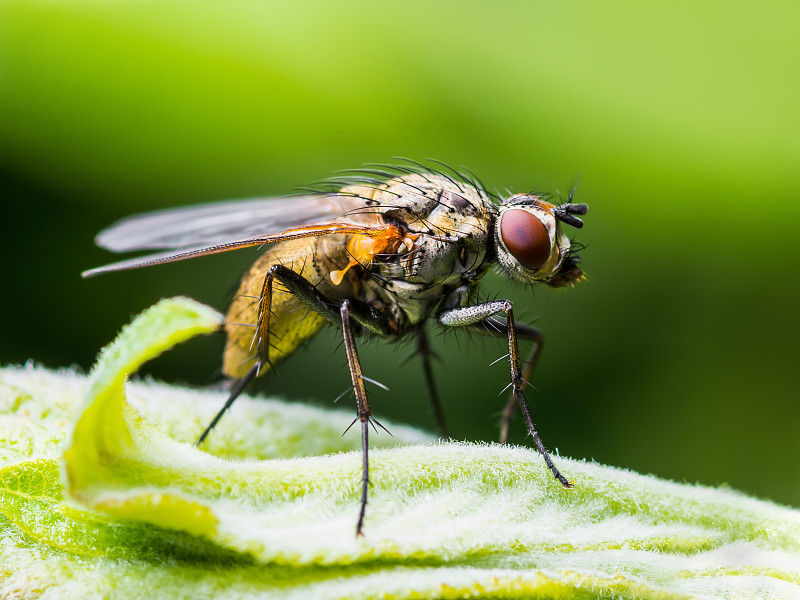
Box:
(1, 296, 799, 598)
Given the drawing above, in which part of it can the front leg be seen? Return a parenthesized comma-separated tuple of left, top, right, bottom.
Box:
(439, 300, 572, 487)
(467, 318, 542, 445)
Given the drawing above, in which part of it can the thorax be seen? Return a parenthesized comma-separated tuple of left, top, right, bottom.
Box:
(330, 175, 497, 332)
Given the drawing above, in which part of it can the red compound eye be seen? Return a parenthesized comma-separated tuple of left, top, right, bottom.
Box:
(500, 209, 551, 270)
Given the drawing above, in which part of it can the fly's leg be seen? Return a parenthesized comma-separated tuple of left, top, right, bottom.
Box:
(257, 271, 395, 535)
(195, 265, 281, 445)
(332, 296, 397, 535)
(444, 310, 540, 443)
(196, 363, 259, 445)
(340, 300, 373, 537)
(439, 300, 571, 487)
(503, 309, 572, 486)
(496, 323, 542, 444)
(261, 266, 395, 336)
(465, 313, 542, 442)
(195, 264, 281, 445)
(416, 327, 450, 438)
(197, 264, 393, 447)
(202, 264, 394, 535)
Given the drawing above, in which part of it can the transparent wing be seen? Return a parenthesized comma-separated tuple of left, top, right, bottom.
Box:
(95, 194, 348, 252)
(83, 221, 397, 278)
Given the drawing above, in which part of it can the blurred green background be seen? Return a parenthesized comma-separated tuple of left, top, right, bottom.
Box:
(2, 1, 798, 505)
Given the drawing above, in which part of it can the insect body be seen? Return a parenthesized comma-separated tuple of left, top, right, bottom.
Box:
(84, 163, 588, 535)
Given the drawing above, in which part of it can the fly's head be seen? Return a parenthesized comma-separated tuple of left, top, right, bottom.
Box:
(494, 194, 588, 288)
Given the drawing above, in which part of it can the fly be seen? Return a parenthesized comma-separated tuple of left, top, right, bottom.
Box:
(83, 161, 589, 536)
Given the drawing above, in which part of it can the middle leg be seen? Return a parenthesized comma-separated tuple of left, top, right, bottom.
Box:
(416, 327, 450, 438)
(340, 299, 373, 536)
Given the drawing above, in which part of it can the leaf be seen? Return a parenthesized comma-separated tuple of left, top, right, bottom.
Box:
(1, 296, 799, 598)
